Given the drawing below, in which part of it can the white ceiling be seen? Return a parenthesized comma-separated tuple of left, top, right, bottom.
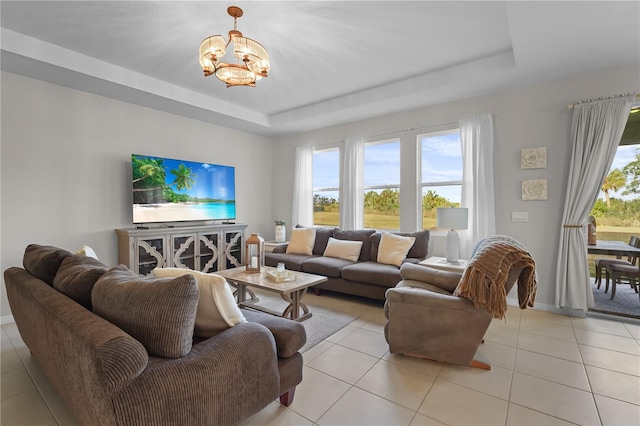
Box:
(1, 1, 638, 136)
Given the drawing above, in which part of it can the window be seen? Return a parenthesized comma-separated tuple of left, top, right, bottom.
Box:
(420, 130, 463, 230)
(312, 147, 340, 226)
(364, 140, 400, 230)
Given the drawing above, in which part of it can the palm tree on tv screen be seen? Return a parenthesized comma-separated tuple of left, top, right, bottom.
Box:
(132, 155, 197, 204)
(171, 163, 196, 192)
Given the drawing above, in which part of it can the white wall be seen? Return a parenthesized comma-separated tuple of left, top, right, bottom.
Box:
(270, 64, 640, 311)
(1, 72, 273, 319)
(3, 64, 638, 318)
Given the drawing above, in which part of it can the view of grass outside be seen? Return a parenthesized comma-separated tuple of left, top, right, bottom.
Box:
(313, 188, 456, 230)
(587, 143, 640, 276)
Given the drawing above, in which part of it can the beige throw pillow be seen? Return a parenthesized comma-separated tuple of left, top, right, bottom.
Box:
(323, 237, 363, 262)
(76, 245, 99, 260)
(153, 268, 246, 338)
(286, 227, 317, 255)
(377, 232, 416, 267)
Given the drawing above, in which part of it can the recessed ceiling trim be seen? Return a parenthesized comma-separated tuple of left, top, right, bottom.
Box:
(269, 49, 516, 129)
(1, 28, 270, 128)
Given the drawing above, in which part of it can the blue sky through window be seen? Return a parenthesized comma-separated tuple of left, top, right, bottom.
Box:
(421, 132, 462, 204)
(364, 141, 400, 187)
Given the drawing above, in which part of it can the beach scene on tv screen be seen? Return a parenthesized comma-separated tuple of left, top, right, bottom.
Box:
(132, 154, 236, 223)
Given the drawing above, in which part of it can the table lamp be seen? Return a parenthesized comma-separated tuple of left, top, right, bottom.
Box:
(437, 207, 469, 263)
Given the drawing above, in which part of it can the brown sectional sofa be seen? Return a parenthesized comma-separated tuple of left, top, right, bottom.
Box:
(4, 244, 306, 426)
(265, 228, 430, 301)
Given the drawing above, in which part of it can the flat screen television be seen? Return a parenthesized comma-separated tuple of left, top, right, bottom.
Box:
(131, 154, 236, 224)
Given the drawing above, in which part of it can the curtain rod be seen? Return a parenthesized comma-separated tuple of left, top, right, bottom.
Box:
(367, 119, 459, 139)
(314, 115, 495, 149)
(566, 93, 640, 110)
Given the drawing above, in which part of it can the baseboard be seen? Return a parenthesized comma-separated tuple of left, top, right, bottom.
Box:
(1, 315, 15, 325)
(507, 297, 640, 324)
(506, 297, 585, 317)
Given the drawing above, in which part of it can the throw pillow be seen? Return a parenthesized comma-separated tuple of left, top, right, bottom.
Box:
(153, 267, 246, 338)
(76, 245, 99, 260)
(377, 232, 416, 267)
(23, 244, 73, 286)
(92, 265, 199, 359)
(286, 227, 317, 255)
(323, 237, 363, 262)
(53, 255, 108, 310)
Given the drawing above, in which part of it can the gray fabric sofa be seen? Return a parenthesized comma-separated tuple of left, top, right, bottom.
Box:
(4, 244, 306, 426)
(265, 228, 430, 301)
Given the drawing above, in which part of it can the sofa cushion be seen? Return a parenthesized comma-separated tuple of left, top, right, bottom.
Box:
(265, 252, 317, 271)
(22, 244, 74, 286)
(312, 227, 336, 255)
(333, 229, 375, 262)
(341, 261, 402, 287)
(377, 232, 416, 267)
(295, 225, 336, 255)
(92, 265, 199, 359)
(286, 228, 317, 255)
(52, 255, 108, 310)
(371, 230, 430, 261)
(323, 237, 363, 262)
(153, 268, 246, 338)
(303, 256, 354, 278)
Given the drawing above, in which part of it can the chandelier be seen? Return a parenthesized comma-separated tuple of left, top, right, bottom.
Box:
(199, 6, 270, 88)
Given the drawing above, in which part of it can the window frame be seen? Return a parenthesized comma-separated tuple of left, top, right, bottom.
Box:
(312, 142, 343, 227)
(363, 137, 401, 230)
(419, 128, 463, 230)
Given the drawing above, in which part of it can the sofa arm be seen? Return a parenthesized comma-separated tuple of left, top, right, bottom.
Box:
(386, 285, 480, 314)
(272, 244, 288, 253)
(114, 322, 281, 426)
(399, 262, 462, 293)
(241, 309, 306, 357)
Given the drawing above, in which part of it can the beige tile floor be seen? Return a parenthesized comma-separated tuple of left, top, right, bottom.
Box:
(2, 291, 640, 426)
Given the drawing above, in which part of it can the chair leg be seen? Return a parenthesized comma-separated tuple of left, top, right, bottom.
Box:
(595, 264, 601, 288)
(604, 270, 610, 293)
(611, 277, 617, 300)
(470, 359, 491, 370)
(279, 388, 296, 407)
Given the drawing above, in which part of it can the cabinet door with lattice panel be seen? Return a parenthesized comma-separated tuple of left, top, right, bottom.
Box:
(224, 230, 244, 269)
(135, 236, 167, 276)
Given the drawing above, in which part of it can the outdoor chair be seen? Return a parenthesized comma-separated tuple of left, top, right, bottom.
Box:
(594, 236, 640, 294)
(605, 261, 640, 300)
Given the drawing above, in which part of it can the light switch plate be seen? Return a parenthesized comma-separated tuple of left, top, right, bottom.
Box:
(512, 212, 529, 222)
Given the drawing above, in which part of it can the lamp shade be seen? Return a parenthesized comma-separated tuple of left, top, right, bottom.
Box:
(437, 208, 469, 230)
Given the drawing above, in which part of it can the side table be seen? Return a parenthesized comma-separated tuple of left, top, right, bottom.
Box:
(419, 256, 468, 273)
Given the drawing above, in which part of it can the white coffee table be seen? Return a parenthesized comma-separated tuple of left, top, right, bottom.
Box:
(216, 266, 327, 321)
(419, 256, 468, 273)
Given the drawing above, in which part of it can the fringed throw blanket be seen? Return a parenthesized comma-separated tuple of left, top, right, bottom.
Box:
(453, 235, 537, 320)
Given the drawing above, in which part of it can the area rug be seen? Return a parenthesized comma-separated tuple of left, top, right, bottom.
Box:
(245, 288, 359, 352)
(590, 282, 640, 319)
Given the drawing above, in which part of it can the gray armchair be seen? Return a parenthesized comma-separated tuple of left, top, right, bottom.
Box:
(384, 236, 536, 370)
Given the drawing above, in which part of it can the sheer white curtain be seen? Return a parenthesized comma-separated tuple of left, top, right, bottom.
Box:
(340, 137, 365, 230)
(459, 114, 496, 258)
(291, 145, 314, 227)
(555, 94, 634, 312)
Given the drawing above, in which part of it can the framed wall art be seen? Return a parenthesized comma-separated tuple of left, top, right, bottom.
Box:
(521, 147, 547, 169)
(522, 179, 547, 201)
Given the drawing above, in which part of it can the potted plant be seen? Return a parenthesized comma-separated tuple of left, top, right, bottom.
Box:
(274, 220, 286, 243)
